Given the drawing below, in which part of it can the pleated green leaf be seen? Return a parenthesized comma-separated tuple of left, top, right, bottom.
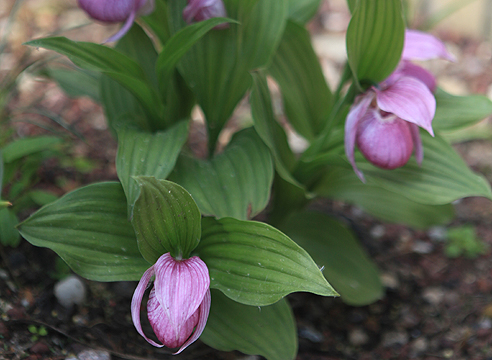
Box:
(100, 75, 148, 132)
(196, 217, 338, 306)
(44, 67, 101, 102)
(131, 177, 201, 262)
(25, 36, 145, 77)
(0, 208, 20, 247)
(26, 36, 164, 130)
(201, 290, 298, 360)
(362, 133, 492, 204)
(115, 24, 159, 89)
(314, 166, 455, 228)
(346, 0, 405, 84)
(116, 122, 188, 217)
(279, 211, 383, 306)
(288, 0, 322, 23)
(320, 132, 492, 205)
(268, 21, 332, 140)
(107, 72, 163, 126)
(168, 0, 288, 153)
(433, 88, 492, 132)
(100, 25, 156, 131)
(2, 136, 62, 163)
(250, 72, 298, 185)
(141, 0, 171, 45)
(170, 128, 274, 220)
(17, 182, 149, 281)
(346, 0, 358, 13)
(156, 17, 236, 94)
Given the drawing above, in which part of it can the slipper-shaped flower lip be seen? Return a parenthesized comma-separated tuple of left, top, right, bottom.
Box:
(344, 29, 455, 181)
(131, 252, 211, 354)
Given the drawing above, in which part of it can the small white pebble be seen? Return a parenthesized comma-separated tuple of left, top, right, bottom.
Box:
(412, 241, 434, 254)
(370, 225, 385, 238)
(76, 349, 111, 360)
(54, 275, 86, 308)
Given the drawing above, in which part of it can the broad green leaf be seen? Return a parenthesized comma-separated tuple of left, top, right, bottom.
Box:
(268, 21, 332, 140)
(131, 177, 201, 262)
(116, 24, 159, 90)
(279, 211, 383, 306)
(346, 0, 405, 85)
(26, 37, 164, 129)
(25, 37, 145, 78)
(29, 190, 59, 206)
(119, 23, 196, 127)
(268, 174, 309, 226)
(170, 128, 274, 220)
(156, 17, 236, 94)
(169, 0, 288, 153)
(2, 136, 62, 163)
(441, 122, 492, 143)
(433, 88, 492, 132)
(100, 75, 149, 132)
(44, 67, 101, 102)
(17, 182, 149, 281)
(201, 290, 298, 360)
(319, 132, 492, 205)
(100, 25, 158, 132)
(347, 0, 358, 13)
(105, 71, 164, 129)
(142, 0, 171, 44)
(116, 122, 188, 216)
(250, 72, 298, 185)
(138, 5, 197, 125)
(361, 133, 492, 204)
(314, 166, 455, 228)
(288, 0, 322, 23)
(0, 208, 20, 247)
(196, 217, 338, 306)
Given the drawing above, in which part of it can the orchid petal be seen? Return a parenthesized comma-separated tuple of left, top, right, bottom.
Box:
(183, 0, 228, 27)
(174, 289, 211, 354)
(147, 288, 199, 348)
(183, 0, 203, 23)
(375, 76, 435, 136)
(77, 0, 134, 22)
(344, 94, 373, 182)
(131, 265, 164, 348)
(154, 254, 210, 343)
(356, 110, 414, 170)
(137, 0, 155, 15)
(402, 29, 456, 62)
(409, 123, 423, 165)
(398, 61, 437, 92)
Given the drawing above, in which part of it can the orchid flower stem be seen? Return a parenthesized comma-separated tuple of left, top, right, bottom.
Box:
(333, 63, 353, 105)
(300, 84, 358, 162)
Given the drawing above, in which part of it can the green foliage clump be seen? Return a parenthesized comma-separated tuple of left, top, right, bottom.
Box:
(445, 225, 489, 259)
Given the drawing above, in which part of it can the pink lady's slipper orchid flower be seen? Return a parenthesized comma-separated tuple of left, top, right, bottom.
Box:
(183, 0, 229, 29)
(345, 30, 456, 182)
(77, 0, 155, 42)
(131, 253, 211, 354)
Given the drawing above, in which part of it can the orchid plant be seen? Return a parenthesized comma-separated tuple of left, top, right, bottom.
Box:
(14, 0, 492, 358)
